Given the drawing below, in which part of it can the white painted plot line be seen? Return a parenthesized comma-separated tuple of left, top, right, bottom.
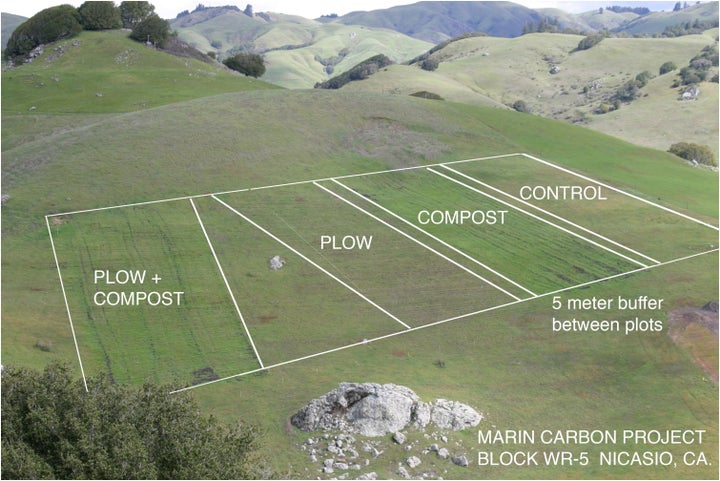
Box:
(440, 165, 661, 265)
(428, 168, 649, 269)
(171, 246, 719, 394)
(46, 154, 524, 218)
(522, 153, 720, 232)
(189, 199, 265, 369)
(211, 195, 412, 330)
(45, 216, 90, 392)
(328, 178, 537, 298)
(314, 181, 524, 301)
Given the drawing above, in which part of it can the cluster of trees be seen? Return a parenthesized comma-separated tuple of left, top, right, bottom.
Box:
(1, 363, 269, 479)
(604, 6, 651, 15)
(668, 142, 716, 166)
(675, 44, 719, 86)
(521, 17, 583, 35)
(223, 52, 266, 77)
(662, 18, 720, 37)
(5, 2, 168, 62)
(595, 70, 653, 114)
(315, 54, 393, 89)
(575, 32, 609, 51)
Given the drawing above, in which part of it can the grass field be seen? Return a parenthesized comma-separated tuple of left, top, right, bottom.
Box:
(44, 153, 719, 399)
(2, 33, 717, 477)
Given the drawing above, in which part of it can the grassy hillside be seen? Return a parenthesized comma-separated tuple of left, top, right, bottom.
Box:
(620, 1, 719, 35)
(171, 8, 431, 89)
(1, 29, 278, 116)
(2, 26, 718, 479)
(341, 30, 719, 156)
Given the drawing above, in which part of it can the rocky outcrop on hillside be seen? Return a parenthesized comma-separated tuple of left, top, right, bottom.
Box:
(290, 382, 482, 437)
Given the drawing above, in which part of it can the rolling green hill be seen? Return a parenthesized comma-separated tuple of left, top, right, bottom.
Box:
(2, 25, 718, 481)
(1, 29, 278, 115)
(171, 7, 431, 89)
(340, 30, 719, 156)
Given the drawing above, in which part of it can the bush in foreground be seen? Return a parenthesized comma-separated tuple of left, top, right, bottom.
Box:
(1, 363, 269, 479)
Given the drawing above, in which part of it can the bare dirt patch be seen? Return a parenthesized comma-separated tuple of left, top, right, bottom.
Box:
(667, 303, 718, 384)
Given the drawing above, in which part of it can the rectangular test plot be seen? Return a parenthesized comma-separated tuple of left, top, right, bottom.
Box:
(49, 202, 260, 386)
(447, 155, 719, 262)
(340, 169, 640, 294)
(191, 197, 405, 366)
(215, 183, 512, 328)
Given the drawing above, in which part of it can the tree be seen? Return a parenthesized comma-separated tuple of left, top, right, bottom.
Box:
(512, 99, 531, 113)
(420, 57, 439, 71)
(129, 12, 170, 46)
(244, 4, 254, 17)
(78, 1, 122, 30)
(673, 1, 683, 11)
(120, 1, 155, 28)
(659, 61, 677, 75)
(668, 142, 717, 166)
(223, 52, 266, 77)
(576, 33, 605, 51)
(1, 363, 269, 479)
(5, 5, 82, 61)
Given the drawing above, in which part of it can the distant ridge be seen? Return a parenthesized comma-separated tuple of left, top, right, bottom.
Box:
(328, 1, 543, 43)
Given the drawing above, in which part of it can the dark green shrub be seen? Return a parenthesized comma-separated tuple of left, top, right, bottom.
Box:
(668, 142, 716, 166)
(223, 52, 266, 78)
(1, 363, 268, 479)
(315, 54, 392, 89)
(659, 61, 677, 75)
(5, 5, 82, 61)
(129, 13, 170, 46)
(78, 1, 121, 30)
(420, 57, 439, 71)
(512, 100, 531, 113)
(576, 33, 605, 51)
(410, 91, 444, 100)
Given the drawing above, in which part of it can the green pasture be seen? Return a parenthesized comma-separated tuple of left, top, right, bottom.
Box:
(1, 30, 279, 115)
(190, 196, 402, 367)
(447, 155, 719, 262)
(340, 168, 639, 294)
(215, 182, 511, 325)
(188, 251, 718, 480)
(47, 201, 260, 385)
(2, 79, 717, 478)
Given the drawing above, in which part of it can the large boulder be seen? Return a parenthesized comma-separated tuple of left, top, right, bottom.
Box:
(290, 382, 482, 436)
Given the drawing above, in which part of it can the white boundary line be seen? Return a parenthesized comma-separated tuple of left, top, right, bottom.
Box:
(170, 247, 719, 393)
(522, 153, 719, 232)
(45, 154, 523, 218)
(314, 181, 523, 301)
(211, 195, 412, 330)
(45, 216, 89, 392)
(428, 168, 650, 268)
(325, 179, 537, 298)
(189, 199, 265, 369)
(441, 164, 661, 265)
